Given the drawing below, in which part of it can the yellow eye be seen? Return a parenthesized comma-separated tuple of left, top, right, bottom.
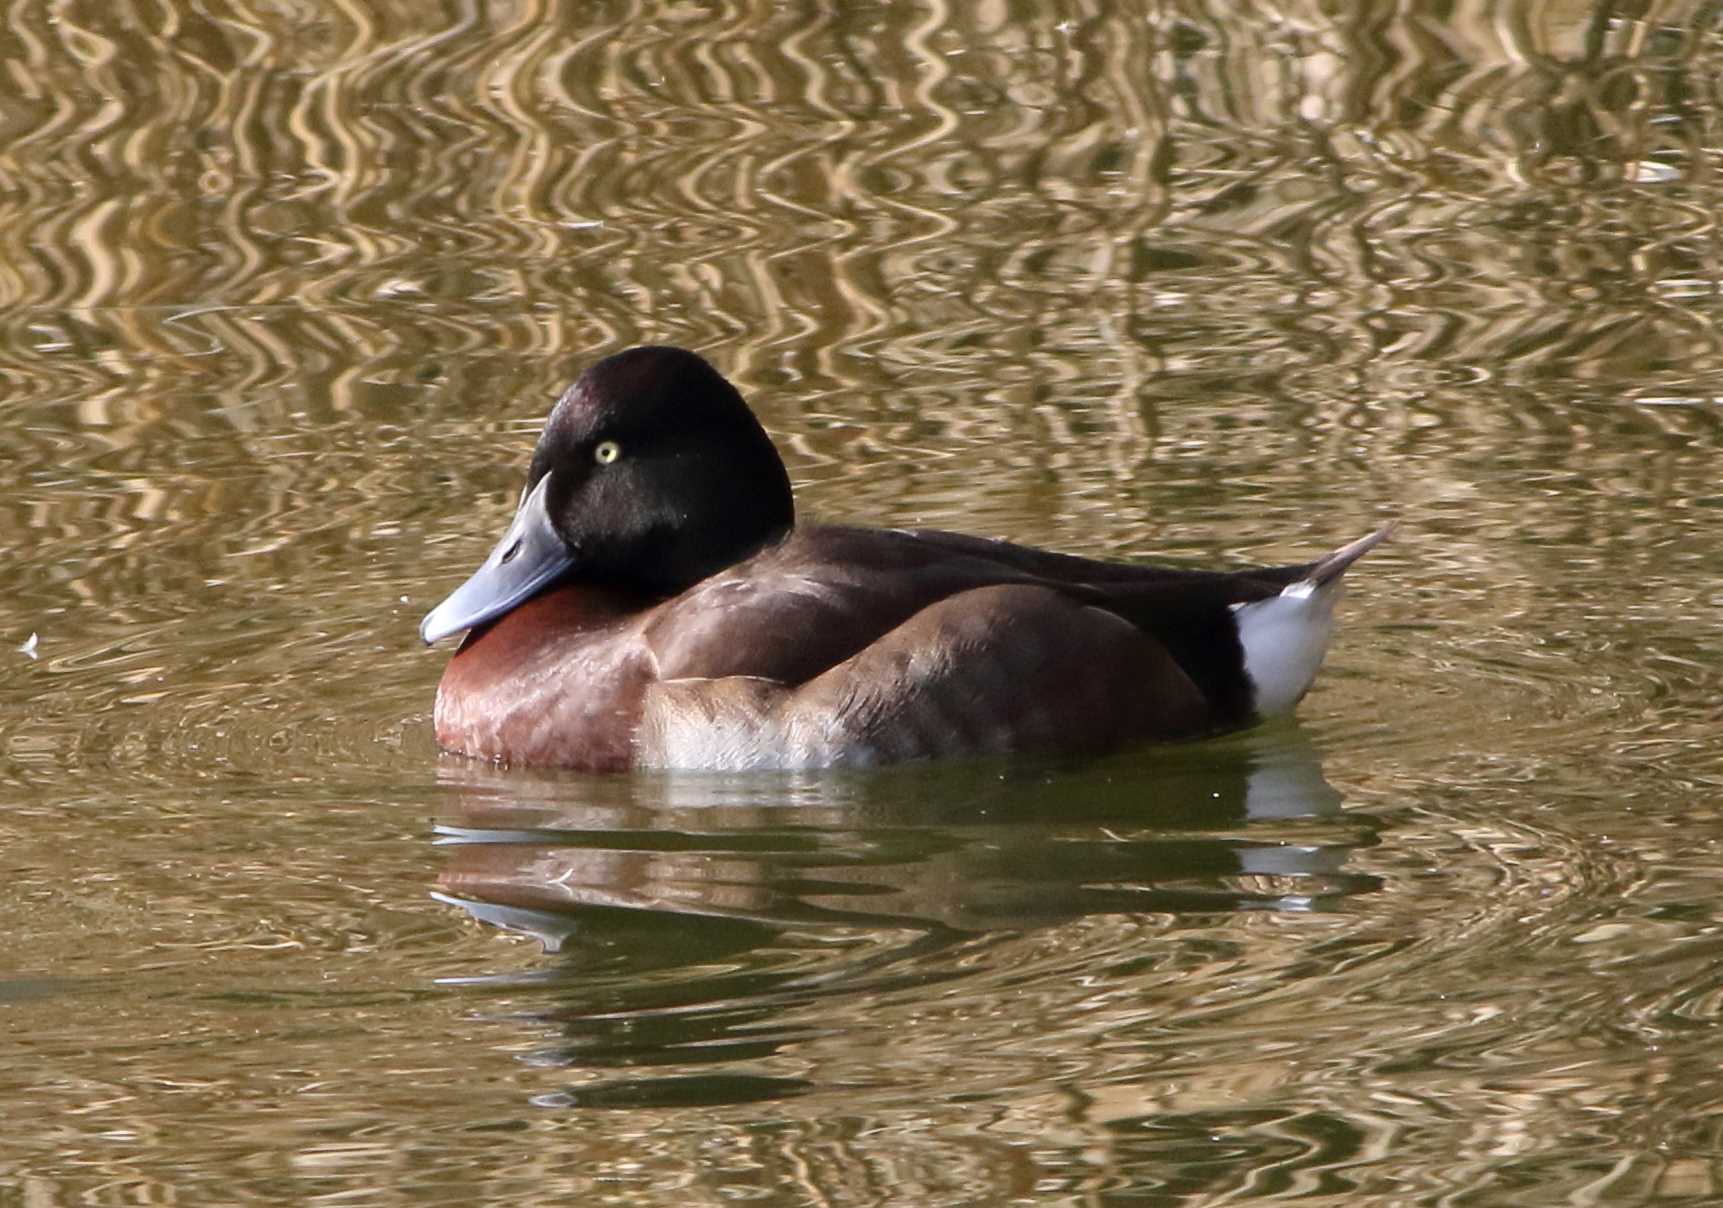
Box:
(593, 440, 622, 465)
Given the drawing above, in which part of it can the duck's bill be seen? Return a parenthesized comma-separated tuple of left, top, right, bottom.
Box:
(420, 472, 574, 644)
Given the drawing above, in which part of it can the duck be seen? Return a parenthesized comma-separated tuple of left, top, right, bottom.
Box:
(420, 346, 1392, 771)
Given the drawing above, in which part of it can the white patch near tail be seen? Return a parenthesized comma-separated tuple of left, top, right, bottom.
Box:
(1232, 582, 1342, 716)
(1231, 524, 1395, 717)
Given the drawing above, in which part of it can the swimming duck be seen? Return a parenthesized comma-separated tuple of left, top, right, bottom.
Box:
(420, 346, 1391, 771)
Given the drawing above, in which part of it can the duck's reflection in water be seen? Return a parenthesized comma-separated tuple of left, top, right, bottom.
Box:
(430, 730, 1379, 1108)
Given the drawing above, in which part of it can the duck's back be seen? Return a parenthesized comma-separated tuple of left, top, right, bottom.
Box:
(648, 526, 1297, 683)
(631, 525, 1304, 769)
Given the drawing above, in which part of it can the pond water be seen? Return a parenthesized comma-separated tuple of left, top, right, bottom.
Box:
(3, 1, 1722, 1203)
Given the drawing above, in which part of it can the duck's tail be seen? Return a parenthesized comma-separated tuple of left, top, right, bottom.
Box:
(1302, 523, 1398, 589)
(1232, 524, 1396, 717)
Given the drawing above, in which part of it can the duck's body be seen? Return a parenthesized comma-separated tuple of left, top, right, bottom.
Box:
(422, 347, 1391, 771)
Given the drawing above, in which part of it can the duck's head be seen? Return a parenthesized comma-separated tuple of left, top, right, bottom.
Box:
(420, 346, 794, 644)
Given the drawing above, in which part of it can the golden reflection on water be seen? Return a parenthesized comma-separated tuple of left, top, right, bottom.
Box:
(1, 0, 1722, 1203)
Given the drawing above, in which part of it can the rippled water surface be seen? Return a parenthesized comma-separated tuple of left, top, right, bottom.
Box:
(4, 1, 1722, 1203)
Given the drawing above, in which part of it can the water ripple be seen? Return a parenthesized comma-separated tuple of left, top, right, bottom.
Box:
(3, 1, 1723, 1201)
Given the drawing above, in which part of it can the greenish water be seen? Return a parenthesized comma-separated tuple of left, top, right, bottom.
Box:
(3, 1, 1722, 1203)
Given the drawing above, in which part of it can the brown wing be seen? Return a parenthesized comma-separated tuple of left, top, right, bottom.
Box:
(638, 584, 1215, 769)
(642, 525, 1292, 715)
(641, 526, 1054, 684)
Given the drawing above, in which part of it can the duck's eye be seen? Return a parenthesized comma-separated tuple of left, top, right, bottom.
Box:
(593, 440, 622, 465)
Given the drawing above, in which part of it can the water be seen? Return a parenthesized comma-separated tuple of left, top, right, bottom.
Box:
(3, 1, 1722, 1202)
